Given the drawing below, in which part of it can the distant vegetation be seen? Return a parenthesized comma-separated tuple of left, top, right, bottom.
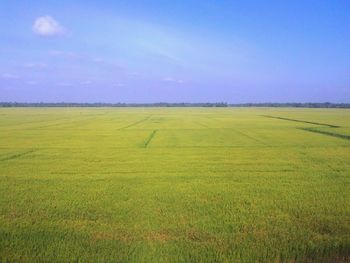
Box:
(0, 102, 350, 108)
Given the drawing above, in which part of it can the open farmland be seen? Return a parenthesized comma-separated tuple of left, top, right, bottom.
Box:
(0, 107, 349, 262)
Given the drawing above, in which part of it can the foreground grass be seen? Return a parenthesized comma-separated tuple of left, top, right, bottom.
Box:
(0, 108, 349, 262)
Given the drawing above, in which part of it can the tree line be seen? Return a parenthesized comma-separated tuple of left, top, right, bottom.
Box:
(0, 102, 349, 108)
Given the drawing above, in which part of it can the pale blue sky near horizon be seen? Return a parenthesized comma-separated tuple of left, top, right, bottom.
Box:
(0, 0, 349, 103)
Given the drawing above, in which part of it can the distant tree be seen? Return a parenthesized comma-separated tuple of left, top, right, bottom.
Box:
(0, 102, 349, 108)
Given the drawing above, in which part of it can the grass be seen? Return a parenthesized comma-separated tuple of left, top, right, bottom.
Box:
(0, 107, 349, 262)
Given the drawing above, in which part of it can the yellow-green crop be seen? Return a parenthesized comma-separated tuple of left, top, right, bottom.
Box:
(0, 107, 349, 262)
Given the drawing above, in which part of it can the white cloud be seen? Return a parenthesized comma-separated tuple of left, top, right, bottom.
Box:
(33, 16, 65, 37)
(162, 77, 184, 84)
(23, 62, 47, 69)
(49, 50, 78, 58)
(1, 73, 20, 79)
(57, 82, 72, 87)
(163, 77, 175, 82)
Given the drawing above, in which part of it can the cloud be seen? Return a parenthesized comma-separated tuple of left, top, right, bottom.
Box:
(1, 73, 20, 79)
(57, 82, 72, 87)
(49, 50, 78, 58)
(33, 16, 65, 37)
(162, 77, 184, 84)
(163, 77, 174, 82)
(23, 62, 47, 69)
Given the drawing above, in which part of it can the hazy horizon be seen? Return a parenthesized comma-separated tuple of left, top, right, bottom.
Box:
(1, 1, 349, 103)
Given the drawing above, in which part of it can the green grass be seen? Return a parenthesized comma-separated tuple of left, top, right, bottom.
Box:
(0, 107, 349, 262)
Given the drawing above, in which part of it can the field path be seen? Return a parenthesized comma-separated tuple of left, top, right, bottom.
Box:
(143, 130, 157, 148)
(262, 115, 350, 141)
(299, 127, 350, 141)
(0, 149, 36, 162)
(118, 115, 152, 130)
(262, 115, 339, 128)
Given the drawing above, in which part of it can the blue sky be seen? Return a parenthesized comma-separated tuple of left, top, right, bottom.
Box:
(0, 0, 349, 103)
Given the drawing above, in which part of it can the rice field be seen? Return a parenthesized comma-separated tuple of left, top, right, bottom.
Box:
(0, 107, 349, 262)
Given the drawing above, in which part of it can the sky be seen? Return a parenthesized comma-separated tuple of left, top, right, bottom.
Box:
(0, 0, 349, 103)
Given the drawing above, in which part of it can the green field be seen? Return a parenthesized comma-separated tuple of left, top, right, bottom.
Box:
(0, 107, 349, 262)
